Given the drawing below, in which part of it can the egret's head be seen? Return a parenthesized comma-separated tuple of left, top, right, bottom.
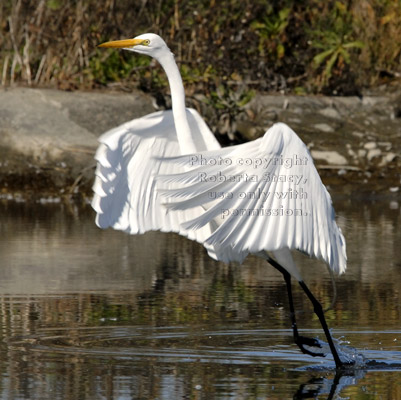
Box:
(98, 33, 169, 59)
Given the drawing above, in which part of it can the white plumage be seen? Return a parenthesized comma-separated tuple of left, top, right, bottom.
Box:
(158, 122, 346, 274)
(92, 108, 219, 241)
(92, 32, 349, 368)
(92, 33, 347, 281)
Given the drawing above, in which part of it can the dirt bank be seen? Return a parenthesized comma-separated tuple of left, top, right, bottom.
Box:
(0, 87, 400, 201)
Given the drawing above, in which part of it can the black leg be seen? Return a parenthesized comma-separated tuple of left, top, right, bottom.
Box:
(266, 258, 346, 369)
(298, 280, 344, 368)
(283, 267, 326, 357)
(267, 259, 325, 358)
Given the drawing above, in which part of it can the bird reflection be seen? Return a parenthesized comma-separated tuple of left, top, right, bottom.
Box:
(294, 369, 365, 400)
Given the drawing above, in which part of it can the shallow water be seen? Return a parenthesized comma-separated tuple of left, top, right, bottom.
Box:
(0, 196, 400, 399)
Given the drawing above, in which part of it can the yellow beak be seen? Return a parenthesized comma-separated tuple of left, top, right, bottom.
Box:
(98, 38, 144, 48)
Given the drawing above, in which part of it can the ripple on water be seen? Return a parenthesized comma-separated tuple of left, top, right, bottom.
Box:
(9, 326, 401, 371)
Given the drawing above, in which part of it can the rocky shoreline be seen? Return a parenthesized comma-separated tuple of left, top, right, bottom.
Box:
(0, 87, 400, 201)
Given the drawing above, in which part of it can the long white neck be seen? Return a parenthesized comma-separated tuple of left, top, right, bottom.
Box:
(157, 51, 197, 154)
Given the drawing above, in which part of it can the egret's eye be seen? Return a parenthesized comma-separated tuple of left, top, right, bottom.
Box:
(142, 39, 150, 46)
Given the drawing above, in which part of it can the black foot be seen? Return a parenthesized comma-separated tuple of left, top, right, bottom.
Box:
(298, 335, 322, 348)
(295, 335, 325, 358)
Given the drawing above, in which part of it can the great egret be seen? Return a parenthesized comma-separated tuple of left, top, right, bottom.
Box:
(92, 33, 348, 368)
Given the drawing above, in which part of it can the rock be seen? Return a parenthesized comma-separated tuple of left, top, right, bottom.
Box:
(310, 150, 348, 165)
(313, 123, 335, 133)
(364, 142, 377, 150)
(0, 89, 96, 164)
(384, 152, 397, 163)
(367, 148, 381, 161)
(361, 96, 382, 107)
(319, 107, 341, 119)
(0, 87, 155, 196)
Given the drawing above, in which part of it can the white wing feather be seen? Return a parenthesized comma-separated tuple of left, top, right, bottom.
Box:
(92, 108, 221, 245)
(158, 123, 347, 274)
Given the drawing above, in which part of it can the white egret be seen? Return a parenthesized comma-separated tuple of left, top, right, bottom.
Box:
(92, 33, 348, 368)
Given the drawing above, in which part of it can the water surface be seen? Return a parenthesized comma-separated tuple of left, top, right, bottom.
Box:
(0, 196, 400, 399)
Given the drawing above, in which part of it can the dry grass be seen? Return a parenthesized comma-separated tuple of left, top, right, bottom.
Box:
(0, 0, 400, 93)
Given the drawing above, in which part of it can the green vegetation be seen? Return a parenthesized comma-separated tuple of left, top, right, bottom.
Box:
(251, 6, 291, 60)
(309, 1, 365, 89)
(0, 0, 400, 96)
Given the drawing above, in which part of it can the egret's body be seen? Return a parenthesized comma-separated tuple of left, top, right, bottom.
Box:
(93, 33, 348, 368)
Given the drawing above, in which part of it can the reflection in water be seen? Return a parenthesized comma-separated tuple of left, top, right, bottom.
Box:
(0, 197, 400, 399)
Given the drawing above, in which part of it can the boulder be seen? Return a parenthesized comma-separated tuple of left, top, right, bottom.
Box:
(0, 87, 154, 197)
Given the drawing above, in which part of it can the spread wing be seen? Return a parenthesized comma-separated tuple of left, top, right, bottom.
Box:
(158, 123, 347, 273)
(92, 108, 221, 245)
